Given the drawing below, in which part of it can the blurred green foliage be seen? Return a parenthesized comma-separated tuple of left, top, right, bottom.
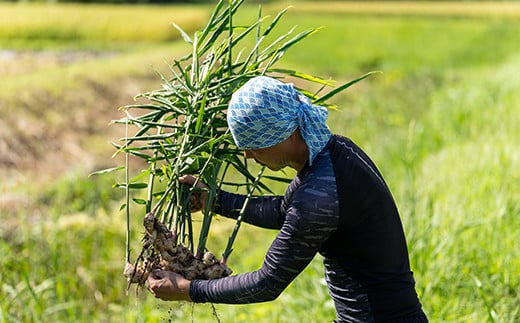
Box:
(1, 2, 519, 322)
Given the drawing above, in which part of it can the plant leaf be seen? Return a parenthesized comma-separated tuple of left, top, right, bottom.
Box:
(313, 71, 381, 106)
(172, 22, 193, 44)
(88, 166, 125, 177)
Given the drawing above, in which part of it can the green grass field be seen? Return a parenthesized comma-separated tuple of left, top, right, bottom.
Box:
(1, 2, 519, 322)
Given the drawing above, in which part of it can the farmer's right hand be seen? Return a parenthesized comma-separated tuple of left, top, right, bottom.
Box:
(147, 270, 192, 302)
(179, 175, 209, 212)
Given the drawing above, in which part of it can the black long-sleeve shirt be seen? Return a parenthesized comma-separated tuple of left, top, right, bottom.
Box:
(190, 135, 425, 322)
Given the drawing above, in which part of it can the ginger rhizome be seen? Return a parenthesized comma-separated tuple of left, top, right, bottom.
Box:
(124, 212, 232, 289)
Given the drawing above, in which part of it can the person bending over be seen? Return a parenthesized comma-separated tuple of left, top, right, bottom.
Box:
(148, 76, 428, 323)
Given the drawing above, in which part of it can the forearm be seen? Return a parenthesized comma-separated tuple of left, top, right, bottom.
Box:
(189, 220, 321, 304)
(190, 268, 282, 304)
(215, 191, 285, 229)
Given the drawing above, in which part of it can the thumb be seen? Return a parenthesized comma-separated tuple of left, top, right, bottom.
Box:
(179, 175, 195, 185)
(151, 269, 165, 279)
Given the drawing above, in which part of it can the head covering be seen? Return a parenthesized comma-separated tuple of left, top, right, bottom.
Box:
(227, 76, 331, 165)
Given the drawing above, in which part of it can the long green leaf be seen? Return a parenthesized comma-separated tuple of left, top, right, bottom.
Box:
(88, 166, 124, 177)
(313, 71, 381, 105)
(172, 22, 193, 44)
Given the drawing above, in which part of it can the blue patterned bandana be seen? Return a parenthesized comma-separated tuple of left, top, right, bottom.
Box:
(227, 76, 331, 165)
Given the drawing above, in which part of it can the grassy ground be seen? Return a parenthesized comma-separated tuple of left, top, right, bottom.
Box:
(0, 3, 208, 49)
(1, 2, 519, 322)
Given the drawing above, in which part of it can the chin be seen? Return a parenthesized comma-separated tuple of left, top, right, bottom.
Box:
(267, 165, 284, 171)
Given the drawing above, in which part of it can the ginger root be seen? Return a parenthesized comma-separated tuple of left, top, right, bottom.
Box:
(124, 212, 232, 288)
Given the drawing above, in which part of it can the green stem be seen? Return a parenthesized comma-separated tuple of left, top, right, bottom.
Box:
(124, 116, 131, 264)
(169, 115, 194, 242)
(194, 156, 221, 259)
(222, 166, 265, 263)
(146, 126, 162, 214)
(227, 0, 233, 77)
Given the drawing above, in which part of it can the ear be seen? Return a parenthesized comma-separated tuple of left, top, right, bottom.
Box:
(291, 128, 303, 141)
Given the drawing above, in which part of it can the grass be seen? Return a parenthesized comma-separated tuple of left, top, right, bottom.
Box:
(0, 3, 209, 50)
(1, 2, 519, 322)
(279, 1, 520, 19)
(402, 57, 520, 322)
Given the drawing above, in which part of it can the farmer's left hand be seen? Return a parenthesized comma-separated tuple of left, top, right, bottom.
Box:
(179, 174, 209, 212)
(147, 270, 192, 302)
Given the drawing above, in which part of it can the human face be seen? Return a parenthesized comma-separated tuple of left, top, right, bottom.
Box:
(243, 142, 288, 171)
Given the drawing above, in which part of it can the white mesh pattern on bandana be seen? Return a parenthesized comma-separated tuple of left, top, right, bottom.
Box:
(227, 76, 331, 165)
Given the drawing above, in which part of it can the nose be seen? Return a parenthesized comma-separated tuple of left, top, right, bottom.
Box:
(244, 150, 253, 159)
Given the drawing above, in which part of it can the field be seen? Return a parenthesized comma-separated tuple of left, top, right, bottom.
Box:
(1, 1, 519, 322)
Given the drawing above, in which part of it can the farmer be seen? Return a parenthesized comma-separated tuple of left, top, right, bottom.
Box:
(147, 76, 428, 322)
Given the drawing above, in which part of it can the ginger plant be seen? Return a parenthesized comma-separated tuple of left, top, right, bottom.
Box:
(93, 0, 376, 291)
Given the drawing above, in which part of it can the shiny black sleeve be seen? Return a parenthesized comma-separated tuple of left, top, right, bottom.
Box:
(214, 190, 286, 230)
(190, 157, 339, 304)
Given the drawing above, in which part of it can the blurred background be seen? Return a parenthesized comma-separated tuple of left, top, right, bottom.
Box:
(1, 0, 519, 322)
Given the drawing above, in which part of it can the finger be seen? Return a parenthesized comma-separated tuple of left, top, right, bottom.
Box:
(180, 175, 208, 190)
(192, 201, 202, 211)
(147, 275, 157, 285)
(151, 269, 164, 279)
(179, 175, 195, 185)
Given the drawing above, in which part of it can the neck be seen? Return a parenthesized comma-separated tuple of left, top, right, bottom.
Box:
(287, 130, 309, 172)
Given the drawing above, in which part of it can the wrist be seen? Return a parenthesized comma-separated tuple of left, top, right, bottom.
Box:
(181, 279, 192, 302)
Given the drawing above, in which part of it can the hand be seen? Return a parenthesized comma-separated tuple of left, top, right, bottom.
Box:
(179, 175, 209, 212)
(147, 270, 192, 302)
